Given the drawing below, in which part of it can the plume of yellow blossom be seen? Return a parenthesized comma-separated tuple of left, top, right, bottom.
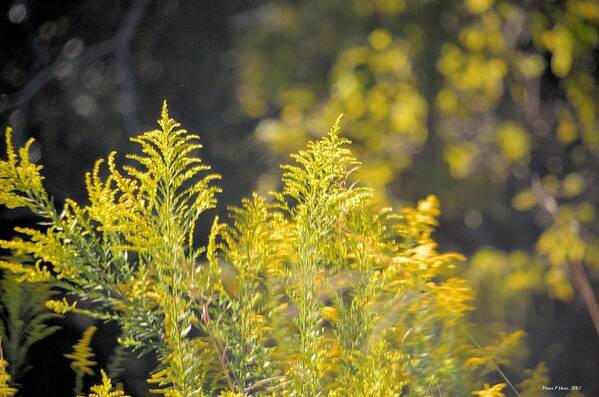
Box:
(472, 383, 507, 397)
(80, 370, 130, 397)
(0, 351, 17, 397)
(46, 298, 78, 314)
(65, 326, 98, 394)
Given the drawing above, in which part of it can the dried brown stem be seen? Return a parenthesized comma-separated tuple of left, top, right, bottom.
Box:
(569, 261, 599, 337)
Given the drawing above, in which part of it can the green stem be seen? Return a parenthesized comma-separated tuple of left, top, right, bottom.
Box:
(465, 331, 521, 397)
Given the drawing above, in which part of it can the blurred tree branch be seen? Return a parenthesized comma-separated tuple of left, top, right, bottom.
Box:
(8, 0, 150, 133)
(115, 0, 149, 134)
(9, 40, 114, 109)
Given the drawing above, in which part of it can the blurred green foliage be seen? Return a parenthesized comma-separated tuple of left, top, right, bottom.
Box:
(232, 0, 599, 354)
(0, 273, 60, 381)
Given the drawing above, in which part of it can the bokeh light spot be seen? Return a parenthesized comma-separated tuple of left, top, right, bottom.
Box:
(8, 3, 27, 24)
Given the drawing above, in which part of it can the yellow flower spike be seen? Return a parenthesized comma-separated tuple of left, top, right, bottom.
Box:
(0, 127, 47, 211)
(465, 357, 486, 367)
(471, 383, 507, 397)
(0, 260, 51, 283)
(65, 326, 98, 394)
(0, 343, 17, 397)
(3, 127, 16, 165)
(83, 369, 131, 397)
(45, 298, 77, 314)
(65, 326, 98, 375)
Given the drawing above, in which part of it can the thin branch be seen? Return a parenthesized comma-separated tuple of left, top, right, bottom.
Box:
(244, 376, 288, 394)
(7, 0, 150, 133)
(9, 40, 116, 109)
(115, 0, 150, 135)
(465, 331, 521, 397)
(198, 298, 240, 392)
(570, 261, 599, 336)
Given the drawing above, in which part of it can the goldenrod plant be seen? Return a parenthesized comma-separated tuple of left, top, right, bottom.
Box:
(0, 341, 17, 397)
(206, 117, 480, 396)
(0, 104, 546, 395)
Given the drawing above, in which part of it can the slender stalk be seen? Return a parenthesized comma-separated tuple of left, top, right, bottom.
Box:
(203, 311, 239, 392)
(465, 331, 521, 397)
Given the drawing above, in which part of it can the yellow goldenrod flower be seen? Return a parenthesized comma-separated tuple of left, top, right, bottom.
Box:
(82, 369, 130, 397)
(45, 298, 77, 314)
(0, 356, 17, 397)
(472, 383, 507, 397)
(65, 326, 98, 394)
(465, 357, 486, 367)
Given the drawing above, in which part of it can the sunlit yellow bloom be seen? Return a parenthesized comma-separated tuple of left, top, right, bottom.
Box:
(472, 383, 506, 397)
(65, 326, 97, 377)
(321, 306, 339, 321)
(0, 357, 17, 397)
(83, 370, 131, 397)
(46, 298, 77, 314)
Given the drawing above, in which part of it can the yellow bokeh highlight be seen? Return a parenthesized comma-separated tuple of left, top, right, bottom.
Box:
(465, 0, 495, 14)
(495, 122, 530, 161)
(368, 28, 393, 50)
